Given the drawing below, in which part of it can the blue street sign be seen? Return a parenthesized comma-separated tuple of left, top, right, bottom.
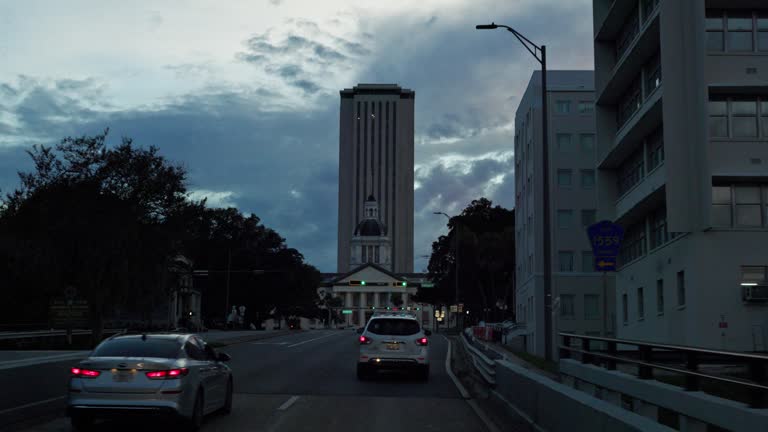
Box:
(587, 220, 624, 258)
(594, 256, 617, 272)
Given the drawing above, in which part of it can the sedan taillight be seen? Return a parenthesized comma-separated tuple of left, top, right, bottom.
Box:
(146, 368, 189, 380)
(71, 367, 101, 378)
(359, 335, 373, 345)
(415, 337, 429, 346)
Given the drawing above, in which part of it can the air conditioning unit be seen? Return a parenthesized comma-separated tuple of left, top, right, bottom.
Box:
(743, 285, 768, 302)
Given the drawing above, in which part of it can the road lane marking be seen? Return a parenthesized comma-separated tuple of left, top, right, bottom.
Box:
(0, 396, 66, 416)
(250, 342, 289, 345)
(443, 335, 501, 432)
(442, 335, 470, 399)
(285, 332, 339, 348)
(492, 390, 546, 432)
(277, 395, 299, 411)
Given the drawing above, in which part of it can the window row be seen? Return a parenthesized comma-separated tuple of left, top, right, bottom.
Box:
(560, 294, 601, 320)
(622, 271, 686, 325)
(618, 206, 679, 267)
(557, 209, 597, 229)
(708, 96, 768, 139)
(556, 133, 596, 154)
(555, 100, 595, 114)
(361, 245, 381, 264)
(558, 250, 598, 273)
(617, 127, 665, 196)
(706, 10, 768, 53)
(557, 169, 595, 189)
(712, 184, 768, 228)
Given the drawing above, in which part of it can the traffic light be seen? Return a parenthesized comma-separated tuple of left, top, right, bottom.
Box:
(392, 281, 407, 287)
(370, 306, 376, 310)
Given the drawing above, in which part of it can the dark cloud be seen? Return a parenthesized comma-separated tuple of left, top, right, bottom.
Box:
(291, 79, 320, 94)
(425, 16, 438, 27)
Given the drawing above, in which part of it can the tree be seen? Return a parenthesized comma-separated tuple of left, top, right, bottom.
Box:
(416, 198, 516, 324)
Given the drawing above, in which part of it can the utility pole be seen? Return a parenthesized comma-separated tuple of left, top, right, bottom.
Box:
(455, 221, 461, 332)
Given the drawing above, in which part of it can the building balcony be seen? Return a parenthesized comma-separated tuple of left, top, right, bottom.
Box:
(596, 11, 660, 106)
(615, 164, 666, 224)
(594, 0, 637, 42)
(598, 88, 663, 169)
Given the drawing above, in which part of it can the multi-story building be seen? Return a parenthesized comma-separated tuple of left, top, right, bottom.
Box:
(337, 84, 415, 273)
(514, 70, 615, 357)
(593, 0, 768, 351)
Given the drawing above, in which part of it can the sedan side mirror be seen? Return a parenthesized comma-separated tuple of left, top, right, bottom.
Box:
(217, 352, 231, 362)
(424, 330, 432, 336)
(356, 328, 364, 334)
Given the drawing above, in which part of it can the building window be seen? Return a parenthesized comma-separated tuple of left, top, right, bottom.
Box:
(560, 294, 575, 318)
(582, 251, 594, 272)
(581, 209, 596, 227)
(728, 12, 754, 52)
(557, 169, 573, 187)
(616, 8, 640, 60)
(374, 246, 380, 263)
(677, 271, 686, 307)
(617, 147, 644, 195)
(367, 245, 374, 263)
(742, 266, 767, 285)
(707, 10, 768, 53)
(656, 279, 664, 315)
(622, 293, 628, 325)
(581, 170, 595, 189)
(732, 98, 758, 138)
(619, 221, 646, 265)
(644, 51, 662, 98)
(557, 210, 573, 229)
(646, 128, 664, 171)
(712, 184, 768, 228)
(557, 134, 573, 152)
(361, 245, 367, 263)
(558, 251, 574, 272)
(707, 11, 725, 52)
(578, 101, 594, 114)
(584, 294, 600, 320)
(637, 287, 645, 320)
(708, 98, 729, 138)
(556, 100, 571, 114)
(528, 254, 533, 273)
(650, 207, 670, 249)
(617, 75, 642, 128)
(580, 134, 595, 154)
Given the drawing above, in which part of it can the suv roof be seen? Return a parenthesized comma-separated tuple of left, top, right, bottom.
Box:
(370, 312, 418, 320)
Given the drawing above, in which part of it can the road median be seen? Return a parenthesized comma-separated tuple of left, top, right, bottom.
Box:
(206, 329, 298, 348)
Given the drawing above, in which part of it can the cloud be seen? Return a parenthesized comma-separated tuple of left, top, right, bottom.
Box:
(188, 190, 239, 208)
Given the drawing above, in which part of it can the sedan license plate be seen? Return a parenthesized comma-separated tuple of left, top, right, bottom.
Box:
(113, 371, 134, 382)
(386, 343, 400, 351)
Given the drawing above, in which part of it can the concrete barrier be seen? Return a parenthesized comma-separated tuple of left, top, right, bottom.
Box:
(494, 359, 673, 432)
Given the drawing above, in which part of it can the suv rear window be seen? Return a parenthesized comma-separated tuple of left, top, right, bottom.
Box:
(366, 319, 421, 336)
(92, 337, 182, 358)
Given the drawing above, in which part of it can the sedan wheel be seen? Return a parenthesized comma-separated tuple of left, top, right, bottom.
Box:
(189, 390, 204, 431)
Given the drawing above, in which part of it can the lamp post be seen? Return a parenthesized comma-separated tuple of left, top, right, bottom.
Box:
(476, 22, 553, 360)
(434, 211, 461, 331)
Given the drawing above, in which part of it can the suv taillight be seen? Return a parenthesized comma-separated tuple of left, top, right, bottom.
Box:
(146, 368, 189, 380)
(415, 337, 428, 346)
(71, 367, 101, 378)
(359, 335, 373, 345)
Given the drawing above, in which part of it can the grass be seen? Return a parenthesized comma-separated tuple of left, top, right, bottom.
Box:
(495, 344, 559, 376)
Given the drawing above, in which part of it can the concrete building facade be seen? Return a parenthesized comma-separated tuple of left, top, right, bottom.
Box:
(593, 0, 768, 351)
(337, 84, 415, 273)
(514, 70, 616, 357)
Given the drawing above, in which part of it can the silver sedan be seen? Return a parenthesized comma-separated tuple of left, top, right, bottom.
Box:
(67, 332, 233, 431)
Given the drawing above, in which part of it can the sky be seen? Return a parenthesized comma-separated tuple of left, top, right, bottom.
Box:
(0, 0, 594, 272)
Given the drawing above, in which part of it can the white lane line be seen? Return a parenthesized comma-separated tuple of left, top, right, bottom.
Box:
(0, 396, 66, 416)
(443, 335, 501, 432)
(285, 332, 339, 348)
(442, 335, 470, 399)
(277, 395, 299, 411)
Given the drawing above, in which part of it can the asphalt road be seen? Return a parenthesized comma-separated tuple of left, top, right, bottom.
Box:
(2, 330, 489, 432)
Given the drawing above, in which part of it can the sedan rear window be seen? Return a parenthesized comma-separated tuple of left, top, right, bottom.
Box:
(366, 319, 421, 336)
(92, 338, 182, 358)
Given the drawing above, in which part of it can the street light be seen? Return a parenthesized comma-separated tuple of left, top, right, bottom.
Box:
(476, 22, 553, 361)
(434, 211, 461, 331)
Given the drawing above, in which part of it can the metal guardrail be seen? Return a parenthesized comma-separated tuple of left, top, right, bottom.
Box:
(461, 331, 496, 386)
(559, 332, 768, 409)
(0, 329, 124, 341)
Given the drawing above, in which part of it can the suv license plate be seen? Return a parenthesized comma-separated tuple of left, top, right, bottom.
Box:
(386, 343, 400, 350)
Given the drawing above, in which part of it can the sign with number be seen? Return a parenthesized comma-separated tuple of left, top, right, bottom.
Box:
(587, 220, 624, 258)
(594, 256, 617, 272)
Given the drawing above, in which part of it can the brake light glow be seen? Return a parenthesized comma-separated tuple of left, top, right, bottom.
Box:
(71, 367, 100, 378)
(415, 337, 429, 346)
(146, 368, 189, 379)
(359, 335, 372, 345)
